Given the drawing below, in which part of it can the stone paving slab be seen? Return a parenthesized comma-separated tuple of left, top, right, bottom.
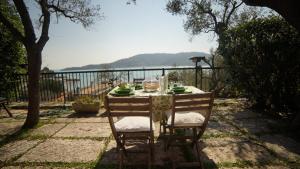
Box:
(29, 123, 66, 136)
(53, 123, 111, 138)
(2, 166, 81, 169)
(73, 117, 108, 123)
(259, 134, 300, 162)
(206, 120, 240, 135)
(101, 139, 185, 166)
(0, 140, 40, 162)
(11, 110, 28, 119)
(201, 137, 274, 164)
(0, 118, 24, 123)
(17, 138, 104, 163)
(219, 166, 290, 169)
(223, 110, 263, 120)
(0, 122, 23, 136)
(233, 118, 276, 134)
(0, 109, 27, 119)
(53, 118, 75, 123)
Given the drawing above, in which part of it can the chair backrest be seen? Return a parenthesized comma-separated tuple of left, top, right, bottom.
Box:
(105, 96, 153, 134)
(171, 92, 214, 127)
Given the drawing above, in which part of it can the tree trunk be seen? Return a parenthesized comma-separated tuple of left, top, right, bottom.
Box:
(22, 46, 42, 128)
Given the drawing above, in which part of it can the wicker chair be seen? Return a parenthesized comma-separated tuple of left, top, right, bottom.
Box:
(105, 96, 155, 169)
(162, 92, 214, 168)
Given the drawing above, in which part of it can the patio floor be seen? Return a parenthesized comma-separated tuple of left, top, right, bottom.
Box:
(0, 99, 299, 169)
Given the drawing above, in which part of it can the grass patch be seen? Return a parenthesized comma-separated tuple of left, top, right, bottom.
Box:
(25, 134, 49, 140)
(95, 164, 166, 169)
(3, 161, 95, 169)
(214, 159, 286, 168)
(217, 160, 254, 168)
(202, 132, 243, 139)
(39, 108, 73, 119)
(51, 136, 108, 141)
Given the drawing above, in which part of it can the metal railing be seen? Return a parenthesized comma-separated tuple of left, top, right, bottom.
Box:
(8, 66, 223, 104)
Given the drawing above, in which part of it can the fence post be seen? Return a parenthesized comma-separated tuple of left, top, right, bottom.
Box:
(127, 70, 130, 83)
(200, 68, 203, 90)
(162, 68, 165, 76)
(195, 63, 198, 88)
(61, 73, 66, 107)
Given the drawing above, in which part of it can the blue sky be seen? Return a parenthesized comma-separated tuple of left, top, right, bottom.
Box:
(38, 0, 217, 69)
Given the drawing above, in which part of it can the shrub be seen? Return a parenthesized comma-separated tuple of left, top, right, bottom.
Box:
(220, 16, 300, 118)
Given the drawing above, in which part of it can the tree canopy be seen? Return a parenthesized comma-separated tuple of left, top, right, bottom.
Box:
(166, 0, 263, 39)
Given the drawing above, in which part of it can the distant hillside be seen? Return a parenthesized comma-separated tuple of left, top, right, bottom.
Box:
(62, 52, 209, 71)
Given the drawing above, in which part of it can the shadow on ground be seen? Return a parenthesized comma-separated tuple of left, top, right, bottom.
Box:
(95, 139, 217, 169)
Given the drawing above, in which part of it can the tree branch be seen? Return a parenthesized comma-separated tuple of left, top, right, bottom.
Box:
(225, 1, 243, 26)
(0, 10, 25, 43)
(47, 0, 101, 28)
(47, 4, 76, 20)
(13, 0, 36, 44)
(222, 3, 229, 23)
(195, 2, 218, 30)
(37, 0, 50, 50)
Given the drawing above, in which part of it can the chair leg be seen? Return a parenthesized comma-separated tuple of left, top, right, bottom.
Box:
(165, 128, 173, 151)
(195, 141, 203, 169)
(192, 128, 203, 169)
(148, 139, 152, 169)
(118, 147, 124, 169)
(164, 137, 167, 152)
(151, 132, 155, 162)
(163, 119, 167, 136)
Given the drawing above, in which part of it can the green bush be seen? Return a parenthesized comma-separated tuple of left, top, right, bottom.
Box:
(220, 16, 300, 118)
(0, 1, 26, 100)
(74, 95, 97, 104)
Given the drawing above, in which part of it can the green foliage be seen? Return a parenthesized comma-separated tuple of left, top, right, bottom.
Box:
(74, 95, 97, 104)
(41, 67, 54, 73)
(0, 1, 26, 99)
(166, 0, 264, 37)
(220, 16, 300, 117)
(168, 71, 179, 82)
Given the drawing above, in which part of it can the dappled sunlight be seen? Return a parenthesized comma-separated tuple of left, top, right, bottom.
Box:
(0, 98, 299, 168)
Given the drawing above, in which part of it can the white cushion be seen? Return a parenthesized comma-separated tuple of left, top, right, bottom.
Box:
(167, 112, 205, 126)
(115, 116, 155, 132)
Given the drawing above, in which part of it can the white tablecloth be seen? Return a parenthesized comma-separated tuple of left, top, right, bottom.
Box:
(109, 86, 204, 121)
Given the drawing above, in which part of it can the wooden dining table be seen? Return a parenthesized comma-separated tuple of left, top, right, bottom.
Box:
(108, 86, 204, 121)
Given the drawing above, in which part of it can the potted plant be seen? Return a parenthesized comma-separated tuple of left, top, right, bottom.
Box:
(72, 95, 100, 114)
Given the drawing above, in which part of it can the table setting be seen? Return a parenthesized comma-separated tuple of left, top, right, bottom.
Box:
(108, 76, 204, 121)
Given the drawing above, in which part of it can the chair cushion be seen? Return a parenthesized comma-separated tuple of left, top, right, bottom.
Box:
(167, 112, 205, 126)
(115, 116, 155, 132)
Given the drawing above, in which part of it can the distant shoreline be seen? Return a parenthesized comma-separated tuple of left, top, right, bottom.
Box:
(59, 52, 210, 72)
(55, 65, 196, 72)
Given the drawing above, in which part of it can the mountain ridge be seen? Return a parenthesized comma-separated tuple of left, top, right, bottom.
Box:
(62, 52, 209, 71)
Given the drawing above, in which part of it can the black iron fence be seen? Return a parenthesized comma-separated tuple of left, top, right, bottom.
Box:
(7, 67, 224, 103)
